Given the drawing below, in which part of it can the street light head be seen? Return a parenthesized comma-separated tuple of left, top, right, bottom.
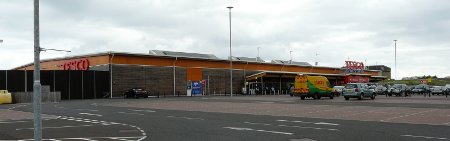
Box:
(0, 39, 3, 43)
(227, 6, 233, 9)
(394, 40, 397, 42)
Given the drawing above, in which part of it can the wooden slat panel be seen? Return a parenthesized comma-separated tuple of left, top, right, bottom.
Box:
(186, 68, 202, 81)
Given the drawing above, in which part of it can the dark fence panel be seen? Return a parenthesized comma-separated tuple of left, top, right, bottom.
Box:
(0, 70, 109, 100)
(0, 71, 5, 90)
(55, 70, 70, 100)
(69, 71, 83, 99)
(95, 71, 110, 98)
(82, 71, 95, 99)
(26, 71, 33, 92)
(7, 71, 25, 92)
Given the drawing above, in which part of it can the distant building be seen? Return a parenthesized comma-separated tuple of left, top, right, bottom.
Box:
(271, 60, 312, 66)
(366, 65, 391, 79)
(230, 56, 265, 63)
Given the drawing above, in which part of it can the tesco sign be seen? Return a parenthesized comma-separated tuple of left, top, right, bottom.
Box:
(343, 61, 364, 73)
(60, 59, 90, 70)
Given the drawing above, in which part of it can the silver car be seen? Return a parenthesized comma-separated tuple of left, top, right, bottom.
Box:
(431, 86, 445, 95)
(343, 83, 376, 100)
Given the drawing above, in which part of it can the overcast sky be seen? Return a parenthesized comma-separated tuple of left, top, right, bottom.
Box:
(0, 0, 449, 79)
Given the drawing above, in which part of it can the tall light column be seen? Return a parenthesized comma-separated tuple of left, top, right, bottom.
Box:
(394, 40, 397, 80)
(257, 47, 261, 62)
(289, 51, 293, 64)
(227, 6, 233, 97)
(33, 0, 42, 140)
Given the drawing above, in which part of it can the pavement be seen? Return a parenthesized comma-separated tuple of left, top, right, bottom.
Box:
(0, 95, 449, 141)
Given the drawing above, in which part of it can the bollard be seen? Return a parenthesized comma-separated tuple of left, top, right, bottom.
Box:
(177, 91, 180, 97)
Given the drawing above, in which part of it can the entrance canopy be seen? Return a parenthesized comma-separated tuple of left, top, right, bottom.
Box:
(246, 71, 346, 81)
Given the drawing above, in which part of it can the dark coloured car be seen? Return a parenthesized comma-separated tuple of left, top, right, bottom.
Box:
(389, 84, 408, 96)
(124, 88, 148, 98)
(412, 84, 430, 94)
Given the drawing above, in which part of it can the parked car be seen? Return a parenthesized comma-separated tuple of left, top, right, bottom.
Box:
(445, 84, 450, 94)
(368, 85, 377, 95)
(375, 85, 387, 95)
(343, 83, 375, 100)
(332, 86, 345, 97)
(124, 88, 148, 98)
(412, 84, 430, 94)
(389, 84, 409, 96)
(431, 86, 445, 95)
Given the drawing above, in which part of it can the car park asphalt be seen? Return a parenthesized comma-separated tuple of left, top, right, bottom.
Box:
(0, 95, 450, 141)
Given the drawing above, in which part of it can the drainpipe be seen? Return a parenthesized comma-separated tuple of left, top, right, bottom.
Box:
(110, 52, 114, 98)
(173, 57, 178, 96)
(243, 61, 248, 95)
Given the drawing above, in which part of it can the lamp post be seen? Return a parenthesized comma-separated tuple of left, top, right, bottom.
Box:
(289, 51, 293, 64)
(394, 40, 397, 80)
(33, 0, 42, 140)
(227, 6, 233, 97)
(315, 52, 319, 66)
(257, 47, 261, 62)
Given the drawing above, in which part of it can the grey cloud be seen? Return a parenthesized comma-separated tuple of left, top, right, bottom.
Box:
(1, 0, 449, 78)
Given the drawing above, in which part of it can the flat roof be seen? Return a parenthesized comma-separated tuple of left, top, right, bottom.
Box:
(14, 51, 384, 73)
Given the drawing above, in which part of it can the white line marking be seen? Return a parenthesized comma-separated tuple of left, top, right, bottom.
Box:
(277, 120, 340, 126)
(167, 115, 205, 120)
(401, 135, 448, 140)
(223, 127, 293, 135)
(76, 109, 99, 112)
(117, 112, 144, 116)
(128, 109, 156, 113)
(244, 122, 339, 131)
(10, 136, 147, 141)
(79, 113, 103, 117)
(16, 125, 93, 130)
(314, 122, 340, 126)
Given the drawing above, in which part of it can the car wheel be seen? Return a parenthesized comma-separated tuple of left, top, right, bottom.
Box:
(344, 97, 349, 100)
(301, 96, 305, 100)
(313, 93, 319, 99)
(358, 93, 364, 100)
(371, 94, 375, 100)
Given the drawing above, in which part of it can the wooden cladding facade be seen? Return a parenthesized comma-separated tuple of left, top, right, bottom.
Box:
(14, 53, 381, 77)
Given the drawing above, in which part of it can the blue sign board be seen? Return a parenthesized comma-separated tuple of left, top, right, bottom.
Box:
(191, 81, 203, 95)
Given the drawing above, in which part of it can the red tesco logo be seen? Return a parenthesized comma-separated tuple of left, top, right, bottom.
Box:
(61, 59, 90, 70)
